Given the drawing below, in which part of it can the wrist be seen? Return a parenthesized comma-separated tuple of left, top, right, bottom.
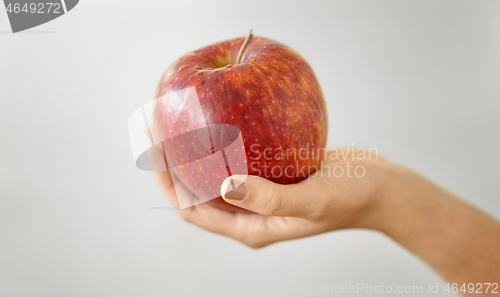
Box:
(368, 162, 452, 247)
(338, 160, 412, 231)
(365, 162, 500, 284)
(356, 161, 433, 234)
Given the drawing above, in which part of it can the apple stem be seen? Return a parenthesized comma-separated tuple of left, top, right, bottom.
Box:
(236, 30, 253, 64)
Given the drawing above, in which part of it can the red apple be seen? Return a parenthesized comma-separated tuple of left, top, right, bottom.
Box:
(154, 33, 328, 212)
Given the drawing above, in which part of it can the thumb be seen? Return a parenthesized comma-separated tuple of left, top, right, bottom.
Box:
(220, 175, 322, 219)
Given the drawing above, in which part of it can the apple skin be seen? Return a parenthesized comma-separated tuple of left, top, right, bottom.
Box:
(154, 35, 328, 212)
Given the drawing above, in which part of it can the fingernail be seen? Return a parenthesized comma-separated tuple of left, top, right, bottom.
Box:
(222, 179, 248, 201)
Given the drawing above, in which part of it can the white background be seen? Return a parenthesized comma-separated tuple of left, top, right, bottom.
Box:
(1, 1, 499, 296)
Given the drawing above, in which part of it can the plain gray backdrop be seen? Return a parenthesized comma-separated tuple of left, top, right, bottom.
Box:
(1, 0, 499, 296)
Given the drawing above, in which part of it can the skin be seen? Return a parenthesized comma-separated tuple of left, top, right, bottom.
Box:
(154, 148, 500, 296)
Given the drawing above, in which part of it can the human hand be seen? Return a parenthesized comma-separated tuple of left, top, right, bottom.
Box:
(154, 146, 500, 291)
(154, 147, 399, 248)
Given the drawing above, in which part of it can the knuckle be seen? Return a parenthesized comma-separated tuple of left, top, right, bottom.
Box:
(235, 229, 269, 249)
(242, 237, 268, 249)
(308, 200, 328, 221)
(246, 242, 266, 249)
(177, 210, 193, 223)
(311, 194, 329, 220)
(259, 187, 283, 216)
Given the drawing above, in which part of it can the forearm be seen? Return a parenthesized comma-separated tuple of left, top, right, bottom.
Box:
(376, 166, 500, 291)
